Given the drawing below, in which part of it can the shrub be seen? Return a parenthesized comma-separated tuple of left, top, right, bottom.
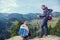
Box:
(49, 19, 60, 36)
(10, 20, 22, 37)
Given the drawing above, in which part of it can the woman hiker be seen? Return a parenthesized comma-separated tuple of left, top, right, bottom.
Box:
(19, 21, 29, 40)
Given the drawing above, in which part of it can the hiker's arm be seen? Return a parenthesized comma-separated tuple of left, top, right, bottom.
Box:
(39, 14, 45, 17)
(40, 9, 48, 18)
(37, 10, 48, 18)
(37, 14, 45, 18)
(40, 12, 47, 18)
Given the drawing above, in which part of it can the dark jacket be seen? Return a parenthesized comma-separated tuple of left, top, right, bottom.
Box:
(40, 7, 53, 24)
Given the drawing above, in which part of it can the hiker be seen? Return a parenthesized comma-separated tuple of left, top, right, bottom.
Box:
(19, 21, 29, 40)
(37, 5, 53, 38)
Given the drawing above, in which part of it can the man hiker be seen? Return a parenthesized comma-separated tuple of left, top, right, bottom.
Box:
(37, 5, 53, 38)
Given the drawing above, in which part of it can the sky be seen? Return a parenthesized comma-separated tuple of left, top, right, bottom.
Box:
(0, 0, 60, 14)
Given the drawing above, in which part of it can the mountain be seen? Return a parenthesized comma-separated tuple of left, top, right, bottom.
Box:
(8, 13, 24, 21)
(8, 13, 41, 21)
(0, 12, 60, 22)
(53, 12, 60, 17)
(8, 12, 60, 21)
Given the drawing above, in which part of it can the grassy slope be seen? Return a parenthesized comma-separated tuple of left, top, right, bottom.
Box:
(48, 17, 60, 28)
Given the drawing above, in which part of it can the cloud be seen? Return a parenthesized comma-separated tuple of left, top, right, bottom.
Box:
(51, 6, 60, 12)
(0, 0, 18, 7)
(0, 0, 60, 14)
(0, 0, 18, 13)
(1, 8, 11, 13)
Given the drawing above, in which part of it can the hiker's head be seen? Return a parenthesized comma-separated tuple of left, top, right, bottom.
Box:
(41, 5, 46, 10)
(21, 21, 27, 25)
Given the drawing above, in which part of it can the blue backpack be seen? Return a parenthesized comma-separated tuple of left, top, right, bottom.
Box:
(19, 28, 27, 37)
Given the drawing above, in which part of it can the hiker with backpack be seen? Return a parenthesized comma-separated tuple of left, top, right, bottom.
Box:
(19, 21, 29, 40)
(37, 5, 53, 38)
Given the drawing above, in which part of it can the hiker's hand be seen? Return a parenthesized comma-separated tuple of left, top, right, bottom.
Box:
(37, 14, 40, 18)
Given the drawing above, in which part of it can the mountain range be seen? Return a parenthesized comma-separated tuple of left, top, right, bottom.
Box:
(0, 12, 60, 22)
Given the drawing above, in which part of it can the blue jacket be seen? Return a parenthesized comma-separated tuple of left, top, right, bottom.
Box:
(19, 28, 27, 37)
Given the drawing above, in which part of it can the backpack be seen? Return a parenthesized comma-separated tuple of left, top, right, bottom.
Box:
(48, 9, 53, 20)
(48, 15, 52, 20)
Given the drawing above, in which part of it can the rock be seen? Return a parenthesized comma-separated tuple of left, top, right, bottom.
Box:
(5, 36, 23, 40)
(6, 35, 60, 40)
(30, 35, 60, 40)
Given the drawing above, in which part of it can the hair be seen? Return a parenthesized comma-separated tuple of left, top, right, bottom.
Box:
(21, 20, 26, 25)
(41, 5, 45, 7)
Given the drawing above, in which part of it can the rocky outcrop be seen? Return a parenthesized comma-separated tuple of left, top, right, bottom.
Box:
(6, 35, 60, 40)
(5, 36, 23, 40)
(30, 35, 60, 40)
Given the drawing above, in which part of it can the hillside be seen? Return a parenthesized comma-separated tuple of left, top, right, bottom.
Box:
(0, 12, 60, 40)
